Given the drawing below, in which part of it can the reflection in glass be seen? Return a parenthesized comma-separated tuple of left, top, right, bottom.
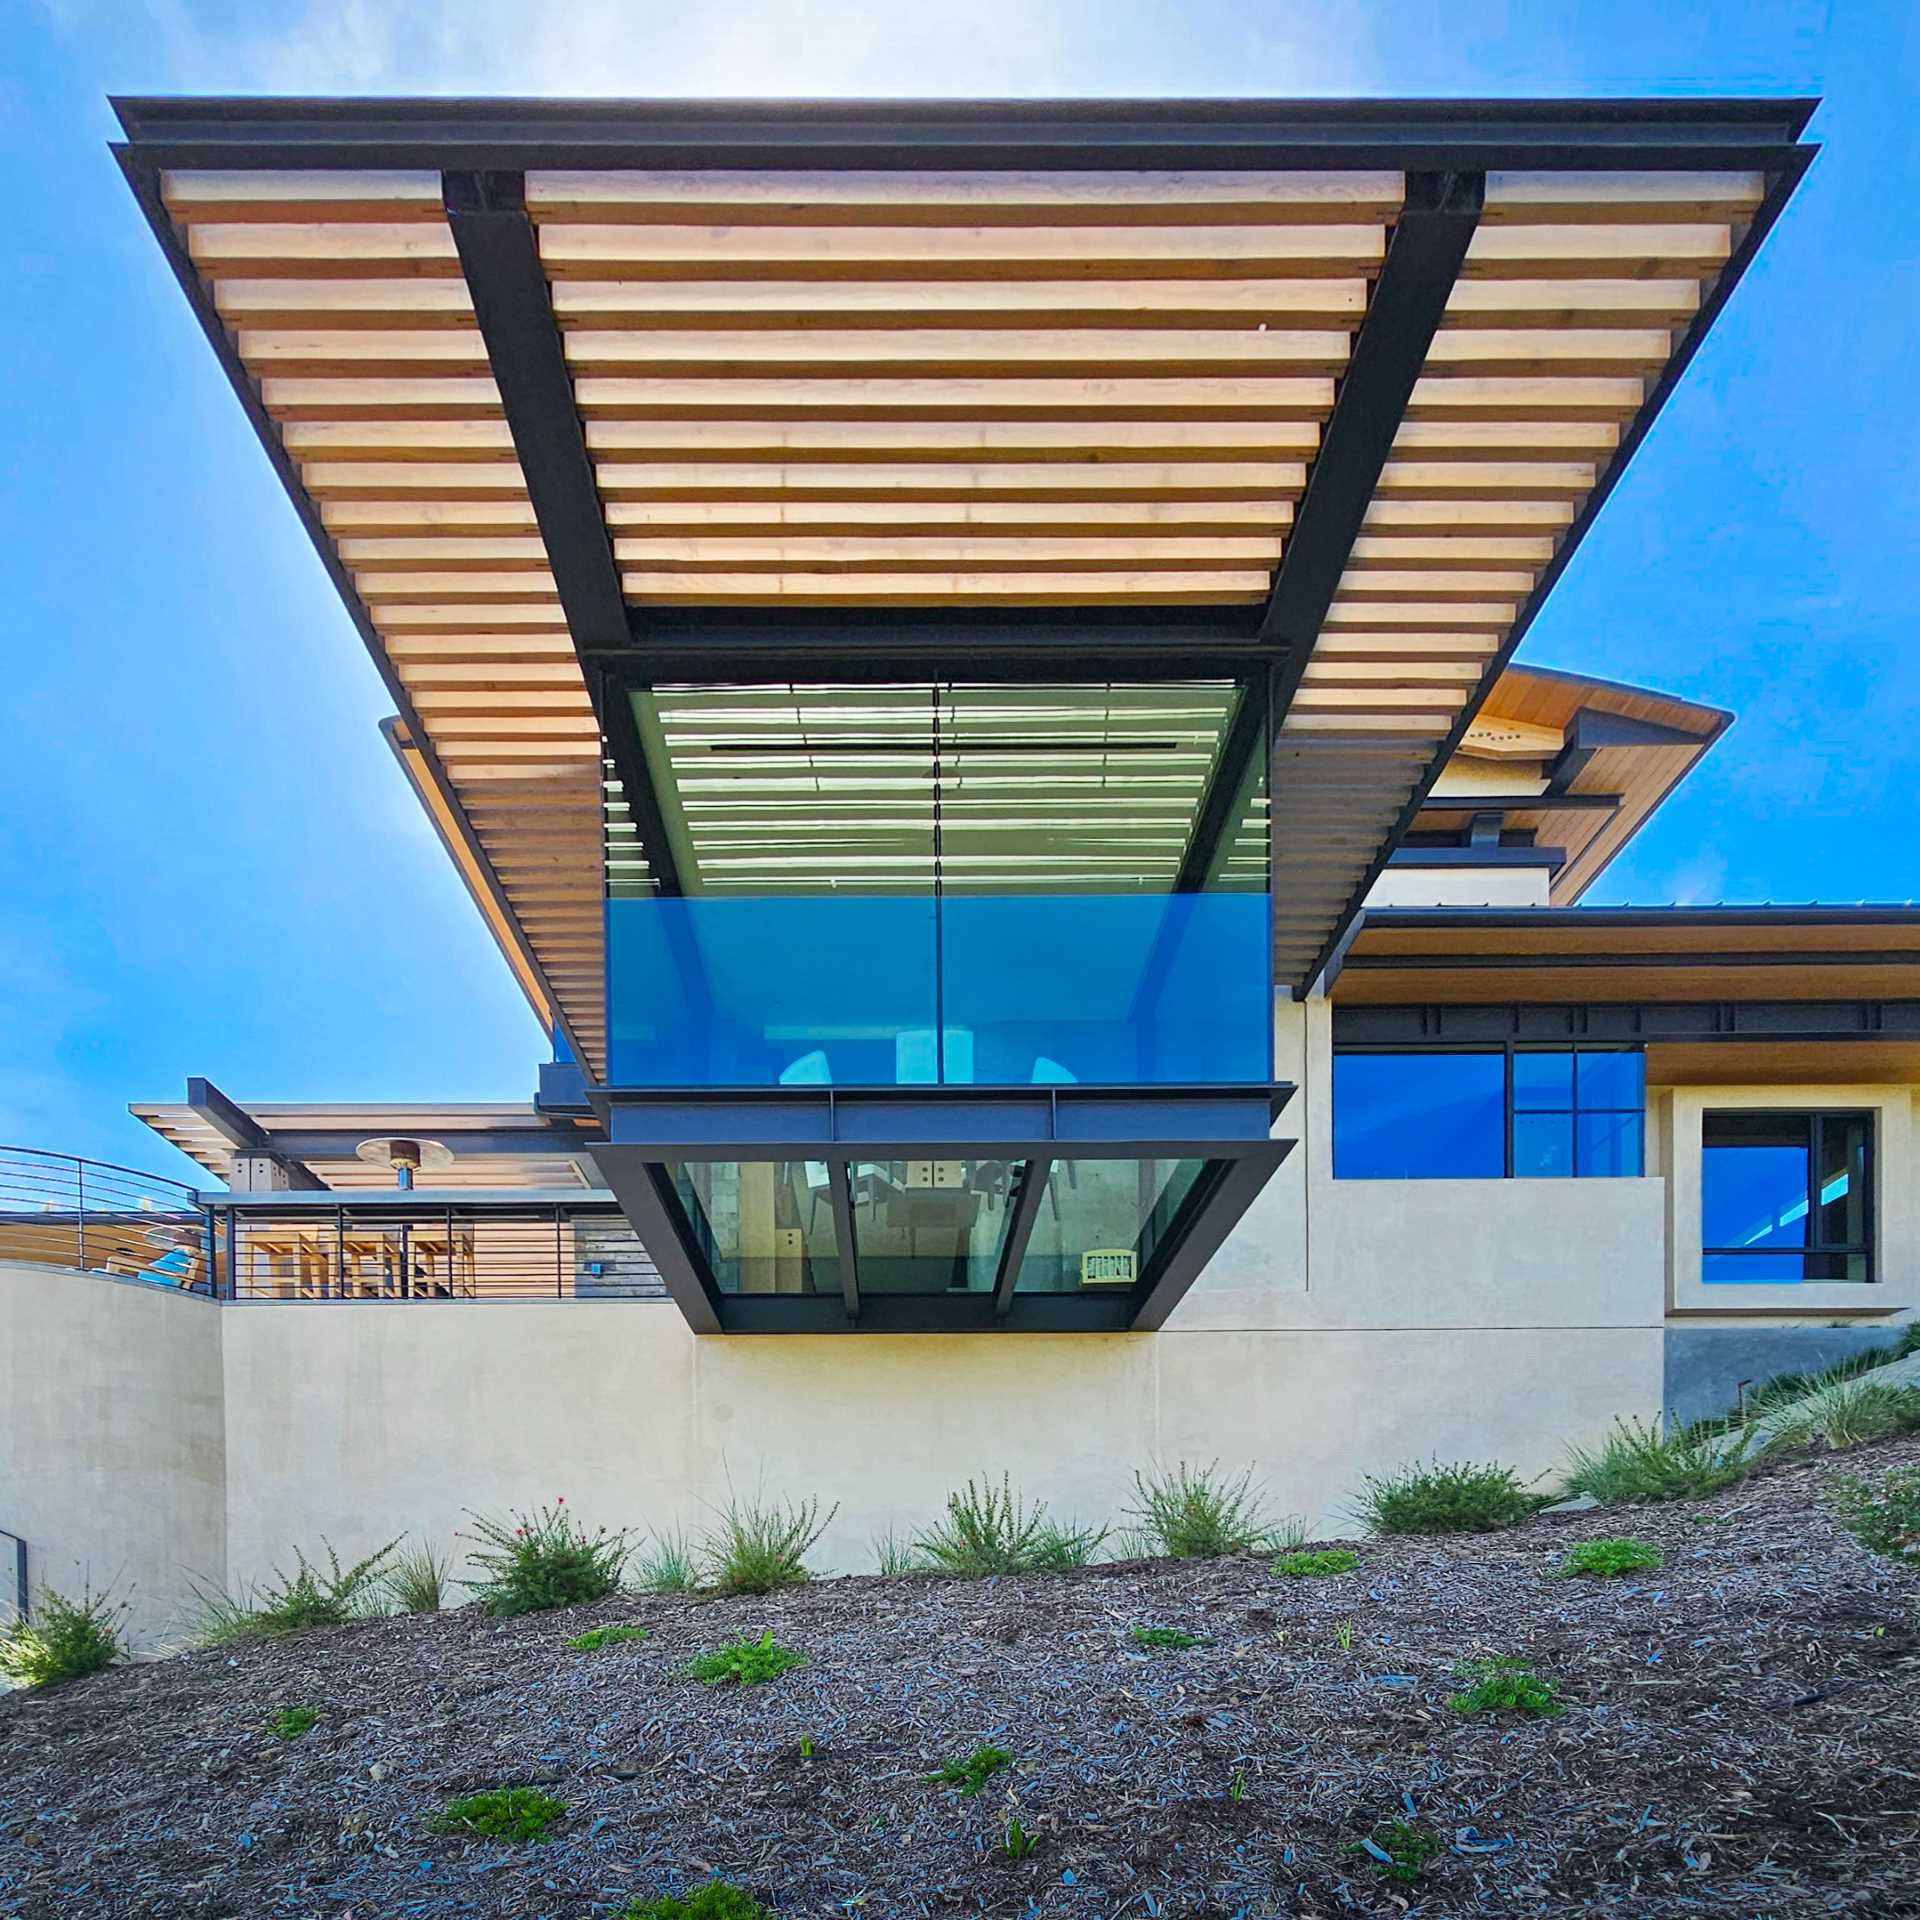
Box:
(847, 1158, 1017, 1294)
(1512, 1111, 1573, 1178)
(1016, 1159, 1210, 1293)
(1512, 1050, 1574, 1110)
(1701, 1110, 1874, 1284)
(667, 1162, 843, 1297)
(1332, 1053, 1505, 1179)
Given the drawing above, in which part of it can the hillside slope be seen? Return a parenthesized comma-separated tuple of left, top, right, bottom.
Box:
(4, 1439, 1919, 1919)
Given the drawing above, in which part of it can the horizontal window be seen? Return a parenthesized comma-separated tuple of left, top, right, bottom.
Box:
(1333, 1048, 1644, 1181)
(1702, 1109, 1873, 1284)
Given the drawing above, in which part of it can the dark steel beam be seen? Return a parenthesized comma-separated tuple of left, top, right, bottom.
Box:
(1170, 673, 1270, 895)
(1415, 792, 1622, 816)
(185, 1078, 327, 1190)
(992, 1157, 1053, 1319)
(1332, 1000, 1920, 1046)
(1296, 145, 1818, 989)
(1261, 170, 1484, 675)
(110, 152, 595, 1073)
(1547, 706, 1711, 793)
(590, 1153, 723, 1334)
(1355, 906, 1920, 931)
(828, 1162, 862, 1322)
(111, 94, 1819, 174)
(442, 169, 685, 898)
(1343, 947, 1920, 973)
(1132, 1146, 1295, 1331)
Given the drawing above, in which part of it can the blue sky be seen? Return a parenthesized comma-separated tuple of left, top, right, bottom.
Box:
(3, 0, 1916, 1176)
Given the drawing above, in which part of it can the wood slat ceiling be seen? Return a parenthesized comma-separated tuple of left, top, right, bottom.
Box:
(1268, 167, 1766, 979)
(1413, 663, 1730, 900)
(158, 155, 1777, 1068)
(130, 1103, 598, 1190)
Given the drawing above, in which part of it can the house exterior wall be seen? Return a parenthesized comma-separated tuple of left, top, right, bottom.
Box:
(0, 1264, 226, 1645)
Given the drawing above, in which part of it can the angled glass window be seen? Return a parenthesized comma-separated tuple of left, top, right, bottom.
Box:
(667, 1161, 845, 1297)
(606, 679, 1271, 1089)
(1015, 1158, 1211, 1293)
(848, 1159, 1019, 1295)
(1702, 1110, 1874, 1283)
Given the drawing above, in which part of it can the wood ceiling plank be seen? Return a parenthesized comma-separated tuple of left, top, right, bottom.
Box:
(620, 569, 1271, 604)
(590, 458, 1307, 499)
(586, 418, 1325, 458)
(602, 534, 1281, 568)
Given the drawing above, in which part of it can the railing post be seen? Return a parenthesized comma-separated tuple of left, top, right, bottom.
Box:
(74, 1156, 85, 1271)
(222, 1206, 237, 1302)
(201, 1205, 218, 1299)
(555, 1205, 563, 1298)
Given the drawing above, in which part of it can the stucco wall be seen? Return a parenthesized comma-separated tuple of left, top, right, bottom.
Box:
(0, 1263, 226, 1644)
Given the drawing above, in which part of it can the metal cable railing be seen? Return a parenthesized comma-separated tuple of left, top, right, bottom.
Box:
(0, 1146, 210, 1291)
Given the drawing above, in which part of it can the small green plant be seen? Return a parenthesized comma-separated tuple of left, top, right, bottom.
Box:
(686, 1629, 807, 1687)
(0, 1580, 128, 1688)
(1002, 1817, 1038, 1860)
(1349, 1818, 1443, 1884)
(698, 1492, 836, 1596)
(566, 1623, 648, 1651)
(1333, 1618, 1355, 1652)
(1228, 1769, 1247, 1804)
(1273, 1547, 1360, 1579)
(1448, 1655, 1563, 1718)
(1554, 1536, 1664, 1579)
(914, 1474, 1087, 1577)
(619, 1884, 773, 1920)
(192, 1538, 400, 1645)
(460, 1501, 629, 1617)
(872, 1526, 927, 1577)
(798, 1735, 815, 1760)
(1126, 1461, 1300, 1559)
(269, 1705, 318, 1740)
(1129, 1624, 1203, 1651)
(385, 1540, 451, 1614)
(1830, 1464, 1920, 1559)
(1561, 1415, 1767, 1506)
(429, 1786, 567, 1844)
(1354, 1460, 1542, 1536)
(632, 1528, 696, 1594)
(925, 1743, 1013, 1795)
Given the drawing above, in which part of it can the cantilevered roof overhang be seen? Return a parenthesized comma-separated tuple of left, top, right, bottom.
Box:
(114, 94, 1816, 1080)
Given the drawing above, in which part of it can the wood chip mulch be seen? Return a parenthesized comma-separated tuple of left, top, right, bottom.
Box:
(4, 1436, 1919, 1919)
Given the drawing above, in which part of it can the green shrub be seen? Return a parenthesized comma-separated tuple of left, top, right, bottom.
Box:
(1355, 1460, 1541, 1536)
(1349, 1818, 1443, 1883)
(386, 1540, 451, 1614)
(1830, 1464, 1920, 1560)
(632, 1528, 695, 1595)
(429, 1787, 566, 1844)
(460, 1502, 629, 1617)
(1758, 1377, 1920, 1451)
(1448, 1655, 1562, 1718)
(1553, 1536, 1664, 1579)
(686, 1629, 807, 1687)
(1561, 1415, 1767, 1506)
(871, 1526, 927, 1577)
(924, 1743, 1013, 1795)
(1129, 1625, 1203, 1651)
(269, 1705, 318, 1740)
(0, 1580, 128, 1688)
(619, 1883, 773, 1920)
(698, 1493, 835, 1596)
(566, 1623, 648, 1652)
(1126, 1461, 1300, 1559)
(914, 1475, 1106, 1576)
(193, 1539, 400, 1644)
(1273, 1548, 1360, 1579)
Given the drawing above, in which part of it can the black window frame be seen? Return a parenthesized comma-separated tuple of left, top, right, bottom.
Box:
(1332, 1042, 1646, 1180)
(1700, 1107, 1876, 1284)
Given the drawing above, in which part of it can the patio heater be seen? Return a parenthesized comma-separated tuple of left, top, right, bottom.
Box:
(354, 1136, 454, 1190)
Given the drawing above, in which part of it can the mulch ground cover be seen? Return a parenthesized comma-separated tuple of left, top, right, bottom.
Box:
(3, 1436, 1918, 1919)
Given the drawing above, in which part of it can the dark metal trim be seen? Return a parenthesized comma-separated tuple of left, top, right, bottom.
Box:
(1330, 1000, 1920, 1046)
(1298, 142, 1818, 986)
(1385, 845, 1565, 872)
(828, 1162, 861, 1321)
(992, 1156, 1053, 1318)
(619, 606, 1266, 658)
(717, 1290, 1140, 1335)
(1132, 1148, 1291, 1330)
(110, 94, 1819, 172)
(1351, 905, 1920, 931)
(599, 669, 686, 897)
(184, 1077, 327, 1190)
(2, 1527, 25, 1623)
(1261, 169, 1484, 662)
(1343, 947, 1920, 972)
(1171, 674, 1270, 894)
(1547, 706, 1712, 793)
(1414, 792, 1622, 817)
(591, 1154, 724, 1333)
(112, 152, 596, 1077)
